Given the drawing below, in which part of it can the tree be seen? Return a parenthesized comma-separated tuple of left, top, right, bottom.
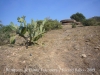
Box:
(70, 12, 86, 22)
(0, 21, 3, 27)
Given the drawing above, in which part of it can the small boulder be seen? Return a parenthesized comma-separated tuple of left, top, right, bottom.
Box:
(94, 47, 99, 50)
(81, 54, 87, 58)
(30, 54, 32, 56)
(15, 35, 26, 46)
(85, 39, 90, 42)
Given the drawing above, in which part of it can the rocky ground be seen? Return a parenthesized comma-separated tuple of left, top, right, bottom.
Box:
(0, 25, 100, 75)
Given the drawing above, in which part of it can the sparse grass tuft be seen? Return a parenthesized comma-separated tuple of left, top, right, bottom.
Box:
(72, 23, 76, 28)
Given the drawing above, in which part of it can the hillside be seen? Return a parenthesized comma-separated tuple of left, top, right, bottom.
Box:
(0, 25, 100, 75)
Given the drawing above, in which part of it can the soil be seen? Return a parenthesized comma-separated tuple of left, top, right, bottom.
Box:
(0, 25, 100, 75)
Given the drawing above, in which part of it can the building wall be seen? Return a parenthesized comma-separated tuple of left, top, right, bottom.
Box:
(62, 23, 72, 25)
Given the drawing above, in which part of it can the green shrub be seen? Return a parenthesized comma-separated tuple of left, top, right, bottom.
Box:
(82, 19, 97, 26)
(72, 23, 76, 28)
(0, 25, 14, 45)
(97, 22, 100, 26)
(90, 16, 100, 22)
(37, 19, 62, 31)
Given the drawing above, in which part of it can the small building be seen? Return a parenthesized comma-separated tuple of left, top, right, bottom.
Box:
(60, 19, 76, 25)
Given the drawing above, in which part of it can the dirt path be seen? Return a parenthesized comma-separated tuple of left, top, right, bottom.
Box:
(0, 25, 100, 75)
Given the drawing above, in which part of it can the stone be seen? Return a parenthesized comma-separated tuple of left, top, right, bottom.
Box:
(94, 47, 99, 49)
(30, 54, 32, 56)
(15, 35, 26, 46)
(22, 61, 26, 63)
(66, 37, 70, 40)
(85, 39, 90, 42)
(81, 54, 87, 58)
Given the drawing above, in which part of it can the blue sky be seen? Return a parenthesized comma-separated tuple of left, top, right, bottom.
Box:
(0, 0, 100, 25)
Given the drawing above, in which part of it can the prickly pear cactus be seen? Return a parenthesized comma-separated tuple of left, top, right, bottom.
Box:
(10, 36, 16, 44)
(10, 16, 47, 49)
